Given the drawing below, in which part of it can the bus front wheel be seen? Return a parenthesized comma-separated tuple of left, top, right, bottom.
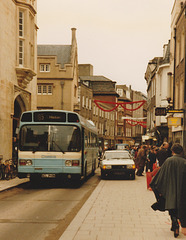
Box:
(84, 163, 87, 180)
(30, 174, 41, 185)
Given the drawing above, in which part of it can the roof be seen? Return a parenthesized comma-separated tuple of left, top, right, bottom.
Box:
(161, 41, 170, 65)
(79, 75, 118, 95)
(37, 45, 72, 69)
(92, 82, 116, 93)
(79, 76, 114, 82)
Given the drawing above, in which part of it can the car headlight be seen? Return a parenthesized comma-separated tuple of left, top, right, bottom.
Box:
(102, 165, 112, 170)
(19, 159, 32, 166)
(127, 164, 135, 169)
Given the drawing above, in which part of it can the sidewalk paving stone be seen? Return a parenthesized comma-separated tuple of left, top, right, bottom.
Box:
(60, 172, 186, 240)
(0, 177, 29, 192)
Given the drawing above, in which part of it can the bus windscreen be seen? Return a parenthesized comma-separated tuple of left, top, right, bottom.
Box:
(19, 125, 81, 152)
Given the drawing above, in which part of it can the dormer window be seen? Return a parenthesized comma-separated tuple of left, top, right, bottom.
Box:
(117, 88, 123, 97)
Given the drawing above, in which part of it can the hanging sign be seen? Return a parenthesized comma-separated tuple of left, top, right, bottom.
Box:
(167, 117, 182, 127)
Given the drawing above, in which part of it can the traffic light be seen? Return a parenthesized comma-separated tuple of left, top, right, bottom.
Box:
(155, 107, 167, 116)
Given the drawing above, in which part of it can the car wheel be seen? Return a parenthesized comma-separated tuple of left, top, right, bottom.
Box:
(101, 169, 106, 179)
(130, 172, 135, 180)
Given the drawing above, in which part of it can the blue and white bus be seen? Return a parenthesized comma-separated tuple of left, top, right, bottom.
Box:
(18, 110, 98, 183)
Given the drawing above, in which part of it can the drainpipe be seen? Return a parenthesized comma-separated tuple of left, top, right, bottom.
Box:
(173, 27, 176, 110)
(60, 81, 64, 109)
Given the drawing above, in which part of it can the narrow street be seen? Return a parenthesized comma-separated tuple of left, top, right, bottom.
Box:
(0, 172, 100, 240)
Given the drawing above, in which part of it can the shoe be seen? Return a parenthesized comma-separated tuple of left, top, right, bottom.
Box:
(171, 218, 179, 238)
(174, 226, 179, 238)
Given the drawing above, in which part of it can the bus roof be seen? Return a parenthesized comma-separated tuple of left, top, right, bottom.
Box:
(20, 110, 98, 134)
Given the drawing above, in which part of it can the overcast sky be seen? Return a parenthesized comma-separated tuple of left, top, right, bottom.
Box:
(37, 0, 175, 94)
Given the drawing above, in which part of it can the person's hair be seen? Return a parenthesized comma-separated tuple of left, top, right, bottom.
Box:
(171, 143, 184, 155)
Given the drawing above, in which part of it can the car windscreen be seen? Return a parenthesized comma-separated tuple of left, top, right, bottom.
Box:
(104, 152, 131, 159)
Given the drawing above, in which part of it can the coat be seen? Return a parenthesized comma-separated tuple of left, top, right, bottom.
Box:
(150, 155, 186, 227)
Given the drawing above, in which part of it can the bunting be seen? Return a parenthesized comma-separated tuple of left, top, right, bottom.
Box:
(94, 99, 147, 128)
(94, 99, 146, 112)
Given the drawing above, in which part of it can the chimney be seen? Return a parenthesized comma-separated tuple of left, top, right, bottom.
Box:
(71, 28, 76, 43)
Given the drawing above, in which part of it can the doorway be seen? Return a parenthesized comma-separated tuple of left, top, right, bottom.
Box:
(12, 96, 26, 159)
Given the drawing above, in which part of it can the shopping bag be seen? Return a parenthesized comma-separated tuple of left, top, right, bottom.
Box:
(146, 172, 152, 190)
(153, 163, 157, 170)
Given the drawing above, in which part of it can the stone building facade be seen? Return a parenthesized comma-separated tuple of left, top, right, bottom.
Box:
(145, 42, 171, 146)
(173, 2, 186, 148)
(116, 85, 133, 145)
(78, 67, 118, 150)
(132, 90, 147, 144)
(0, 0, 37, 162)
(37, 28, 79, 111)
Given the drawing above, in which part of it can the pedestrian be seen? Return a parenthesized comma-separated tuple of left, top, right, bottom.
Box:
(147, 146, 156, 172)
(150, 143, 186, 238)
(131, 146, 136, 158)
(156, 142, 171, 167)
(136, 145, 147, 176)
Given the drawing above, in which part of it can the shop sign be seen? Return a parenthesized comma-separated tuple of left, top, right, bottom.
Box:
(168, 117, 182, 127)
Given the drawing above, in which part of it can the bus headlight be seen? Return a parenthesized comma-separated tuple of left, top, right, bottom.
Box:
(65, 160, 79, 167)
(19, 159, 32, 166)
(65, 160, 72, 166)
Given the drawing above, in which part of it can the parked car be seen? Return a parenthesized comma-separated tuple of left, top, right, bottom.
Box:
(115, 143, 129, 150)
(100, 150, 136, 180)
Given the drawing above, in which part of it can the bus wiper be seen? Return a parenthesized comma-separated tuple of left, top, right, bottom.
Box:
(32, 147, 38, 153)
(52, 140, 65, 154)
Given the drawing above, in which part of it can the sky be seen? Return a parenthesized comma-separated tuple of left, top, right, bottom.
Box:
(37, 0, 175, 94)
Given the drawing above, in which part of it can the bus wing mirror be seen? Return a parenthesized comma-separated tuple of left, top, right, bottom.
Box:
(16, 128, 19, 135)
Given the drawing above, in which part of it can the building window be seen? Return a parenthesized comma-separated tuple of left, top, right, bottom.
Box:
(93, 105, 95, 115)
(126, 128, 131, 137)
(78, 87, 81, 103)
(82, 96, 85, 108)
(176, 40, 180, 66)
(89, 99, 92, 110)
(117, 89, 123, 97)
(48, 85, 52, 94)
(117, 127, 122, 136)
(86, 97, 89, 109)
(181, 32, 185, 61)
(19, 11, 24, 66)
(19, 40, 24, 66)
(40, 64, 50, 72)
(38, 85, 42, 94)
(126, 90, 130, 99)
(43, 85, 47, 94)
(19, 11, 24, 37)
(96, 107, 98, 116)
(37, 85, 53, 95)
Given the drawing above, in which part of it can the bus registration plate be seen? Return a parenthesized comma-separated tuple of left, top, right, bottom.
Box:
(41, 174, 56, 178)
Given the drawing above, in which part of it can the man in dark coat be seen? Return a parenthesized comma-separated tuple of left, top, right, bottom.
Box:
(150, 143, 186, 238)
(156, 142, 171, 166)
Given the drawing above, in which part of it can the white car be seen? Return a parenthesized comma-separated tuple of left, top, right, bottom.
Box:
(100, 150, 136, 180)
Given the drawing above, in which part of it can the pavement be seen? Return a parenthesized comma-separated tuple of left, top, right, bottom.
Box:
(0, 177, 29, 192)
(1, 173, 186, 240)
(59, 170, 186, 240)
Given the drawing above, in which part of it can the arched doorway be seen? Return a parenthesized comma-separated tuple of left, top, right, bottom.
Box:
(12, 95, 27, 159)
